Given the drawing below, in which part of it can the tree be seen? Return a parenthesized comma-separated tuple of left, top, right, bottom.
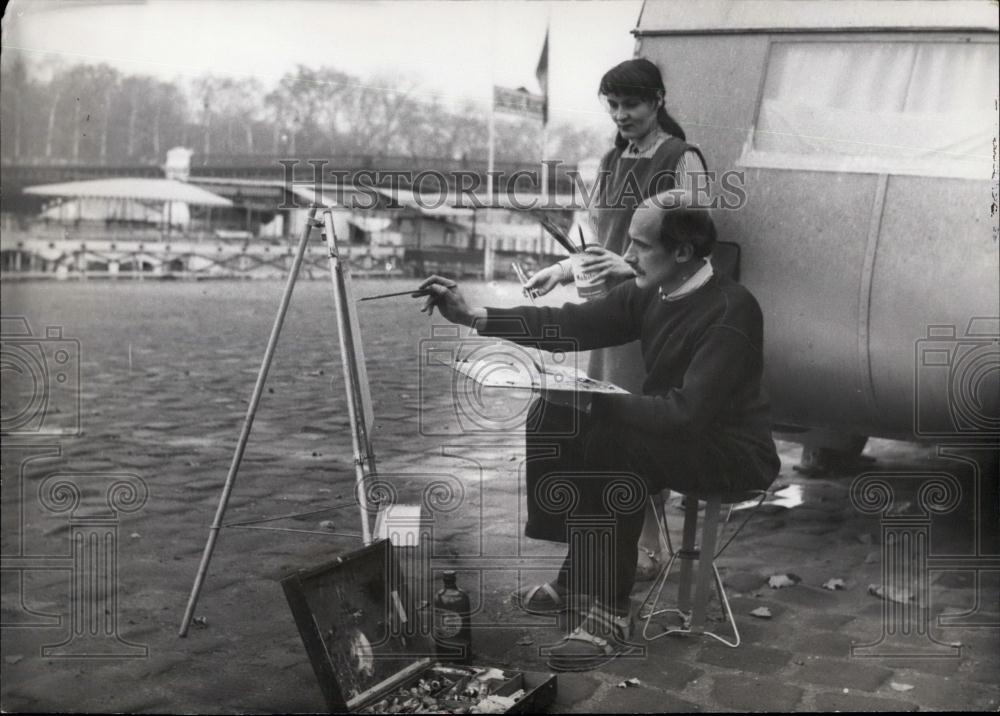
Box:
(121, 75, 155, 158)
(149, 80, 189, 161)
(189, 75, 231, 157)
(342, 73, 421, 156)
(89, 65, 120, 163)
(40, 63, 122, 162)
(1, 58, 606, 169)
(548, 122, 608, 165)
(211, 77, 267, 154)
(450, 100, 490, 160)
(0, 56, 31, 158)
(44, 67, 69, 159)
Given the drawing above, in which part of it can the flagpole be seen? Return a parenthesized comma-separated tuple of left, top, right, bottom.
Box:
(541, 121, 548, 209)
(484, 3, 497, 283)
(539, 122, 548, 256)
(485, 89, 495, 282)
(537, 21, 550, 209)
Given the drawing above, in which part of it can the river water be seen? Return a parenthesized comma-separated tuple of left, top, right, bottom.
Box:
(1, 277, 584, 468)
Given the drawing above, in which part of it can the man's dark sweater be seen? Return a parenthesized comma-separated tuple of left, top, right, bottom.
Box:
(476, 274, 780, 490)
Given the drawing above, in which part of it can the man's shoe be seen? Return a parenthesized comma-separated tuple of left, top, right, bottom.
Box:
(545, 603, 639, 672)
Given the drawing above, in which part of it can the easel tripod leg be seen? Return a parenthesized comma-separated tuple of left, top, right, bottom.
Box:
(178, 208, 319, 637)
(321, 211, 373, 545)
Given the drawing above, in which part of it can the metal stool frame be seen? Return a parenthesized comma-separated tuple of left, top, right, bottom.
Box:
(638, 489, 767, 647)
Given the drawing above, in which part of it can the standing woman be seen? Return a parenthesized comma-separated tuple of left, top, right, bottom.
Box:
(525, 57, 707, 392)
(518, 59, 709, 601)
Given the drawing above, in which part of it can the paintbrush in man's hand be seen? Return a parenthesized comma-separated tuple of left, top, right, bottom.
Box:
(358, 288, 431, 302)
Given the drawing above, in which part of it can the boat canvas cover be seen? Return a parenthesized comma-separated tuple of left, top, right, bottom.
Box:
(24, 178, 233, 206)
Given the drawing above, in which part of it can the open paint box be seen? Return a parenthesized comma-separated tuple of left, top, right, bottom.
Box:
(281, 540, 557, 713)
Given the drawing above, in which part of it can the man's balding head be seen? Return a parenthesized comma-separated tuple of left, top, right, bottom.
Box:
(632, 190, 717, 259)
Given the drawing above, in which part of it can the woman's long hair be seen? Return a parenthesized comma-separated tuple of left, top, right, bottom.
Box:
(599, 58, 686, 150)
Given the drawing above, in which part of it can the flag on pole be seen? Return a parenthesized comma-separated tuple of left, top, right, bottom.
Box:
(493, 86, 544, 119)
(535, 27, 549, 125)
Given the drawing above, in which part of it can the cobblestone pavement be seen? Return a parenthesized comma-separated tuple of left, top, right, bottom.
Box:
(393, 435, 999, 713)
(1, 280, 997, 712)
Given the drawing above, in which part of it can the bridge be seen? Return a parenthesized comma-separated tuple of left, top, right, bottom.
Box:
(0, 154, 581, 281)
(1, 154, 583, 213)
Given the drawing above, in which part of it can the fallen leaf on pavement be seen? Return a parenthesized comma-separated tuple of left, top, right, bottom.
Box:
(750, 607, 773, 619)
(890, 682, 914, 692)
(822, 578, 845, 591)
(768, 574, 801, 589)
(868, 584, 913, 604)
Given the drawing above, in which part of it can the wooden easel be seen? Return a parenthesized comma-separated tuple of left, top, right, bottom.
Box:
(179, 207, 379, 637)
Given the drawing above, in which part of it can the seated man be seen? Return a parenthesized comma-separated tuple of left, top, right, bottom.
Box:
(418, 190, 780, 671)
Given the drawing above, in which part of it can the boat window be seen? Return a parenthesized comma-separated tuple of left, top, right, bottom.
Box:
(744, 40, 997, 178)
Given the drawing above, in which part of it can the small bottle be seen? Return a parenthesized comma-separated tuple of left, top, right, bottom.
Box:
(433, 570, 472, 663)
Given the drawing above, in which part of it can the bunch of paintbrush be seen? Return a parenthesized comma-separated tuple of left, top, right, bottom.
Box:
(536, 214, 580, 255)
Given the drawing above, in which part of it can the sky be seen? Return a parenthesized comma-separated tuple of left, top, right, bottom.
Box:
(2, 0, 643, 130)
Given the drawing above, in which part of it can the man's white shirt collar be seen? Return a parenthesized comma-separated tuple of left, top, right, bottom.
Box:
(659, 258, 714, 302)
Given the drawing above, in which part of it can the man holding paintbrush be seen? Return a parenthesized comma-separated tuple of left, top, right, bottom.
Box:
(418, 190, 779, 672)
